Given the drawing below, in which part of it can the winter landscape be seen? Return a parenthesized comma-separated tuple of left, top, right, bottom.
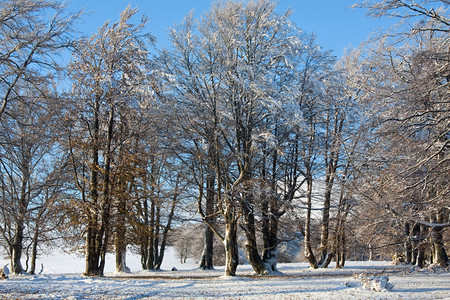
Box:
(1, 249, 450, 299)
(0, 0, 449, 299)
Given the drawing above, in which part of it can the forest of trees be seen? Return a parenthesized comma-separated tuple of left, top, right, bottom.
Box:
(0, 0, 448, 277)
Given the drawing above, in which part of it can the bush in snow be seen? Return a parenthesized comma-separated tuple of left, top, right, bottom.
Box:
(359, 273, 393, 292)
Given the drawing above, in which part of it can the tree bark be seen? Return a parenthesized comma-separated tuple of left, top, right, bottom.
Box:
(12, 222, 25, 275)
(199, 169, 215, 270)
(242, 193, 266, 274)
(84, 93, 100, 277)
(262, 207, 279, 272)
(115, 198, 128, 273)
(416, 244, 425, 268)
(29, 225, 39, 275)
(85, 216, 99, 276)
(140, 186, 149, 270)
(155, 184, 179, 270)
(224, 218, 239, 276)
(263, 149, 281, 272)
(430, 211, 449, 267)
(148, 192, 156, 270)
(319, 111, 343, 268)
(318, 182, 332, 267)
(12, 162, 30, 275)
(304, 175, 319, 269)
(261, 148, 280, 273)
(411, 223, 421, 266)
(404, 222, 412, 264)
(115, 155, 131, 273)
(95, 106, 115, 277)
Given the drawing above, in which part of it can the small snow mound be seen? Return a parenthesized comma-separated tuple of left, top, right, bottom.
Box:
(359, 273, 393, 292)
(337, 281, 354, 289)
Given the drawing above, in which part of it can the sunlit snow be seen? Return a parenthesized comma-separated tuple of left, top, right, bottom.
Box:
(1, 247, 449, 299)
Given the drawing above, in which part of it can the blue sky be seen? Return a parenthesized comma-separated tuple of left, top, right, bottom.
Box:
(68, 0, 395, 57)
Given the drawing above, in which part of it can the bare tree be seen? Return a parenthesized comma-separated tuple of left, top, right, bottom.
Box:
(67, 6, 154, 276)
(0, 86, 66, 275)
(349, 0, 449, 267)
(160, 0, 316, 275)
(0, 0, 81, 120)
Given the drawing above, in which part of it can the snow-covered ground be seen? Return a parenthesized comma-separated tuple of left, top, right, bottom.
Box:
(1, 249, 449, 299)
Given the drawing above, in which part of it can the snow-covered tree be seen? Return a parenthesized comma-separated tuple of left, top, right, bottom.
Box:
(0, 0, 81, 120)
(0, 87, 68, 275)
(350, 0, 449, 267)
(66, 6, 154, 276)
(158, 0, 345, 275)
(0, 0, 80, 275)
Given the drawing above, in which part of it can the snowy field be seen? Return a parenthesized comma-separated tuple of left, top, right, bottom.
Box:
(1, 248, 449, 299)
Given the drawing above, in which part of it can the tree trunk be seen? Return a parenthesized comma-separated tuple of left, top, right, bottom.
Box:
(335, 227, 347, 268)
(96, 105, 115, 277)
(140, 243, 148, 270)
(148, 195, 156, 270)
(262, 189, 270, 263)
(155, 185, 179, 270)
(262, 207, 279, 273)
(412, 249, 418, 265)
(140, 189, 150, 270)
(304, 176, 318, 269)
(242, 198, 266, 274)
(430, 211, 449, 267)
(319, 112, 342, 268)
(318, 184, 332, 267)
(411, 223, 421, 266)
(84, 216, 99, 276)
(12, 222, 24, 275)
(29, 226, 39, 275)
(339, 230, 346, 267)
(369, 243, 374, 261)
(115, 174, 129, 273)
(404, 222, 412, 264)
(154, 203, 161, 267)
(199, 171, 215, 270)
(115, 189, 129, 273)
(263, 148, 281, 273)
(115, 206, 129, 272)
(200, 227, 214, 269)
(335, 228, 346, 268)
(224, 219, 239, 276)
(334, 192, 345, 269)
(84, 94, 100, 277)
(146, 164, 158, 271)
(416, 244, 425, 268)
(12, 164, 30, 275)
(115, 250, 129, 273)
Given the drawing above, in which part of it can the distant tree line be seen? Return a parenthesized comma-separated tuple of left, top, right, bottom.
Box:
(0, 0, 448, 276)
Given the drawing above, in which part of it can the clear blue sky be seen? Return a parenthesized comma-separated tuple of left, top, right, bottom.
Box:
(68, 0, 394, 57)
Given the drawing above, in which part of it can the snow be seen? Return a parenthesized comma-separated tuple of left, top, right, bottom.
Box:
(1, 249, 449, 299)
